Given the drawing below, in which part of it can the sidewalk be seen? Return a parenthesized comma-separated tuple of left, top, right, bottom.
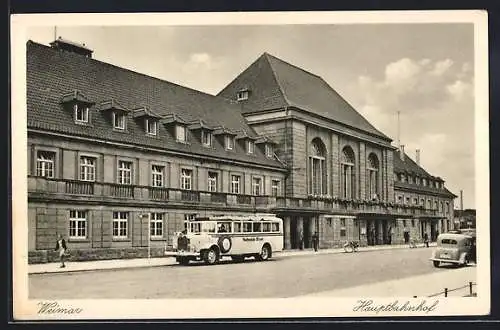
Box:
(28, 242, 436, 275)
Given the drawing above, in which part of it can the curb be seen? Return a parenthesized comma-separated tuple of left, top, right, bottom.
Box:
(29, 243, 436, 275)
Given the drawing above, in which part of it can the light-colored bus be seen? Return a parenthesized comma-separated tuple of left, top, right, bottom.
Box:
(166, 214, 284, 265)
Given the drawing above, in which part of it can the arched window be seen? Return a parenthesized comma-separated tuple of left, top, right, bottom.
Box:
(367, 153, 379, 199)
(309, 138, 327, 195)
(341, 146, 356, 199)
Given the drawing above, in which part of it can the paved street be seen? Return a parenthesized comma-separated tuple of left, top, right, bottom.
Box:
(29, 248, 476, 299)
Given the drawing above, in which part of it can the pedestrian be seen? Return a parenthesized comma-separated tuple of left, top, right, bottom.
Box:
(424, 232, 429, 248)
(54, 234, 67, 268)
(299, 230, 304, 250)
(312, 231, 319, 252)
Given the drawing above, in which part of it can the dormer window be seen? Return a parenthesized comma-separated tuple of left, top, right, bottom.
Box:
(133, 106, 162, 137)
(176, 125, 187, 142)
(99, 99, 129, 131)
(202, 131, 212, 147)
(236, 89, 249, 101)
(113, 112, 126, 130)
(225, 136, 235, 150)
(247, 140, 255, 154)
(60, 90, 94, 125)
(265, 144, 274, 158)
(146, 119, 157, 135)
(74, 104, 89, 123)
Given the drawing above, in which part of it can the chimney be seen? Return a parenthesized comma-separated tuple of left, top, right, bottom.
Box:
(399, 145, 405, 161)
(50, 37, 93, 58)
(416, 149, 420, 165)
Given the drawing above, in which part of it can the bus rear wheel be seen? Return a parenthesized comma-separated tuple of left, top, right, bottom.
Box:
(203, 248, 219, 265)
(433, 261, 440, 268)
(256, 244, 272, 261)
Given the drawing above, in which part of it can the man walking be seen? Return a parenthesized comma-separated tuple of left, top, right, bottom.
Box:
(423, 232, 429, 248)
(54, 234, 67, 268)
(312, 231, 319, 252)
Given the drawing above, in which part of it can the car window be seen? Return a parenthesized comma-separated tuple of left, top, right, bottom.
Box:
(441, 239, 458, 245)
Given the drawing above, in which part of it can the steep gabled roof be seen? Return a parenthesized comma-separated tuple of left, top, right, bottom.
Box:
(26, 40, 284, 169)
(218, 52, 389, 140)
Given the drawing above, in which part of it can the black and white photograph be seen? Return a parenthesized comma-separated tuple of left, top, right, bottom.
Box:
(11, 11, 489, 319)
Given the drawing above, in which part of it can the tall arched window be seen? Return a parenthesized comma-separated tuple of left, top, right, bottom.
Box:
(309, 138, 327, 195)
(367, 153, 379, 199)
(341, 146, 356, 199)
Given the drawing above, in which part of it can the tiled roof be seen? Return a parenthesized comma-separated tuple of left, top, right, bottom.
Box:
(218, 52, 390, 140)
(393, 150, 457, 198)
(26, 41, 285, 169)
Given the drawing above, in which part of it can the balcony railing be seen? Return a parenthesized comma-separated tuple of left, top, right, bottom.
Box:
(28, 176, 445, 218)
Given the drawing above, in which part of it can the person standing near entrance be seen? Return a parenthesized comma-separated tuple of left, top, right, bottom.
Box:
(299, 230, 304, 250)
(424, 232, 429, 248)
(54, 234, 67, 268)
(312, 231, 319, 252)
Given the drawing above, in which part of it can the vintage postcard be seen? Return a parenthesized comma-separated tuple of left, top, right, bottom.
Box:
(11, 10, 490, 320)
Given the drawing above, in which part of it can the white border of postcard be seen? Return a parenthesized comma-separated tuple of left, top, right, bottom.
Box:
(11, 10, 490, 319)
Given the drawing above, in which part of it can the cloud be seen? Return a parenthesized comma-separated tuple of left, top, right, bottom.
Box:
(350, 57, 475, 208)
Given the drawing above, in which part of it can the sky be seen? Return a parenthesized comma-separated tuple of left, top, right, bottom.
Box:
(26, 23, 476, 209)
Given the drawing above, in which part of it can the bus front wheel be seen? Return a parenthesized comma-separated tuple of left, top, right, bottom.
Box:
(257, 244, 272, 261)
(203, 248, 219, 265)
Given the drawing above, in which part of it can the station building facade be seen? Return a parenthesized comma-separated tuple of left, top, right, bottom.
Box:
(26, 39, 456, 263)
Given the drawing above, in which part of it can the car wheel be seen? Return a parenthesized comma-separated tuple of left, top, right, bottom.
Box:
(344, 245, 353, 253)
(433, 261, 440, 268)
(257, 244, 271, 261)
(203, 248, 219, 265)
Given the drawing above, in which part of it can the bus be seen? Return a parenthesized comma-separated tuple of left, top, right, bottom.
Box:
(166, 214, 284, 265)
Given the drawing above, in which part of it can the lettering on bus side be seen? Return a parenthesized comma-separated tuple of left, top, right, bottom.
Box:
(243, 237, 263, 242)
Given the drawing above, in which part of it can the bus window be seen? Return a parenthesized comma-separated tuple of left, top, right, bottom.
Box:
(190, 222, 201, 233)
(271, 222, 280, 232)
(262, 222, 271, 232)
(253, 222, 262, 233)
(217, 222, 232, 233)
(200, 222, 216, 233)
(233, 222, 242, 233)
(243, 222, 253, 233)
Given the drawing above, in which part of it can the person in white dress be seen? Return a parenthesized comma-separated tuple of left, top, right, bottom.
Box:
(54, 234, 67, 268)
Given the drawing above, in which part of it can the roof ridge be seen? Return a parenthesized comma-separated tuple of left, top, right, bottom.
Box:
(261, 53, 292, 107)
(263, 52, 322, 79)
(28, 40, 224, 101)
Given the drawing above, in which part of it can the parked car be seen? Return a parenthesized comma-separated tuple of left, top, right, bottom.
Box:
(430, 232, 476, 268)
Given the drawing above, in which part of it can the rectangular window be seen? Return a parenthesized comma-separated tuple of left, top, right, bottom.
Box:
(112, 211, 128, 238)
(181, 169, 192, 190)
(80, 156, 96, 182)
(271, 180, 280, 197)
(202, 131, 212, 147)
(74, 104, 89, 123)
(340, 229, 346, 237)
(146, 119, 157, 135)
(150, 213, 163, 238)
(231, 175, 241, 194)
(233, 222, 242, 233)
(118, 161, 132, 185)
(247, 140, 254, 154)
(113, 112, 125, 130)
(237, 90, 249, 101)
(243, 222, 252, 233)
(411, 219, 415, 227)
(403, 220, 407, 227)
(226, 136, 235, 150)
(151, 165, 164, 187)
(176, 125, 186, 142)
(69, 210, 87, 239)
(265, 144, 274, 158)
(262, 223, 271, 232)
(36, 151, 55, 178)
(340, 218, 346, 227)
(252, 177, 262, 196)
(184, 213, 197, 231)
(271, 222, 280, 232)
(208, 171, 218, 192)
(253, 222, 262, 232)
(413, 198, 418, 205)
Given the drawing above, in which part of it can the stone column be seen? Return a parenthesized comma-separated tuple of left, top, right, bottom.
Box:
(284, 216, 291, 250)
(377, 220, 383, 245)
(297, 216, 304, 249)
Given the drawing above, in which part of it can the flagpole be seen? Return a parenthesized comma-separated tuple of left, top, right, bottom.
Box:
(148, 212, 151, 259)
